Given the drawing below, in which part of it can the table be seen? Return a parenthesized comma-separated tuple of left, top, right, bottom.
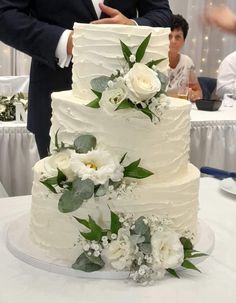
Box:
(190, 103, 236, 171)
(0, 178, 236, 303)
(0, 122, 39, 196)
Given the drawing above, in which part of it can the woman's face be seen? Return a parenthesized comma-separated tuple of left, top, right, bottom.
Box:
(169, 29, 185, 54)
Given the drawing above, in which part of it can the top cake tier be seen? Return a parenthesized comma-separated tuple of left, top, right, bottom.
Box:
(72, 23, 170, 99)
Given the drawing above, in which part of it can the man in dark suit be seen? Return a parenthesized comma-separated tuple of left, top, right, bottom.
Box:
(0, 0, 172, 158)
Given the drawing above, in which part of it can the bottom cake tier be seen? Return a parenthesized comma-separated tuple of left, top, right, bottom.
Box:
(30, 161, 200, 263)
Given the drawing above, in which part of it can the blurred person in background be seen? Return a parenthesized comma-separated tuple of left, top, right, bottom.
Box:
(205, 5, 236, 34)
(216, 50, 236, 99)
(167, 14, 202, 102)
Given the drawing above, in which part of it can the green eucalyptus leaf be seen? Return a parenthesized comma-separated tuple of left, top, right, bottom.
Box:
(73, 216, 90, 229)
(110, 69, 121, 80)
(109, 179, 122, 190)
(58, 190, 84, 213)
(110, 210, 122, 234)
(134, 216, 150, 235)
(18, 92, 25, 99)
(187, 253, 208, 258)
(94, 182, 108, 197)
(91, 89, 102, 99)
(58, 178, 94, 213)
(124, 159, 141, 171)
(115, 99, 135, 111)
(86, 98, 100, 108)
(135, 33, 151, 63)
(73, 134, 97, 153)
(146, 58, 167, 68)
(55, 129, 60, 150)
(124, 166, 154, 179)
(40, 179, 57, 194)
(80, 215, 103, 241)
(141, 107, 154, 121)
(156, 70, 169, 92)
(181, 260, 201, 272)
(139, 243, 152, 254)
(86, 252, 105, 267)
(120, 152, 127, 164)
(166, 268, 180, 279)
(57, 168, 67, 187)
(72, 252, 104, 272)
(91, 76, 110, 93)
(120, 40, 132, 67)
(73, 178, 95, 200)
(180, 237, 193, 250)
(184, 250, 208, 259)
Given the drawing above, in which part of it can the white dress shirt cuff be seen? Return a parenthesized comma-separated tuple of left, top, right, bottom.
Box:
(55, 30, 72, 68)
(131, 19, 138, 26)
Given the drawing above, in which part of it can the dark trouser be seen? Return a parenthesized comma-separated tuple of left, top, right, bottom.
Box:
(34, 131, 50, 159)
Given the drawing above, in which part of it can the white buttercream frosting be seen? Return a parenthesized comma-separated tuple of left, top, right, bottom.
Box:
(31, 160, 199, 262)
(50, 91, 191, 182)
(72, 23, 170, 100)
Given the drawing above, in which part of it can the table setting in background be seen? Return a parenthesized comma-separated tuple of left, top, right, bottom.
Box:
(190, 100, 236, 172)
(0, 76, 39, 197)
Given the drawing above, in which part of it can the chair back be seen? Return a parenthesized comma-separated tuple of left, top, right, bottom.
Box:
(198, 77, 217, 100)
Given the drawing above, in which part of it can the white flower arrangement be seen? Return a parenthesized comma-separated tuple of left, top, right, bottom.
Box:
(41, 132, 153, 213)
(0, 92, 28, 121)
(73, 212, 206, 285)
(86, 33, 169, 122)
(70, 149, 124, 185)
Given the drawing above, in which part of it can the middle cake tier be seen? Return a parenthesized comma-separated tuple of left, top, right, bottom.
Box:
(50, 90, 191, 182)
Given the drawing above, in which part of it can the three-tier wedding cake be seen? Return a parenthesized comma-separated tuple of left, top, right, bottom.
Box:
(29, 24, 200, 283)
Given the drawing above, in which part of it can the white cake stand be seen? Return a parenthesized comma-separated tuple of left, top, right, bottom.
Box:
(6, 214, 215, 280)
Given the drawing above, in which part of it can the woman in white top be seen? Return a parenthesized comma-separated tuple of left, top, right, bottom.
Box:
(168, 14, 202, 102)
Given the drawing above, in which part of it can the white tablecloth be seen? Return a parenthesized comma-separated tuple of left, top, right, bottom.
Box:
(0, 75, 29, 95)
(0, 177, 236, 303)
(190, 103, 236, 171)
(0, 122, 39, 196)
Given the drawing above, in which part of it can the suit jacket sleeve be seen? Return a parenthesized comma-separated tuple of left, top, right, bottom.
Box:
(135, 0, 172, 27)
(0, 0, 65, 68)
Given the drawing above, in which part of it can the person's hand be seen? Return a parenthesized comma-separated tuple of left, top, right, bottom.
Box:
(91, 3, 136, 25)
(67, 31, 73, 55)
(188, 88, 201, 102)
(204, 5, 236, 34)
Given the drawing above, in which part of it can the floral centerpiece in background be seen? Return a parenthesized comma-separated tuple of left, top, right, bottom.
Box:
(0, 92, 28, 121)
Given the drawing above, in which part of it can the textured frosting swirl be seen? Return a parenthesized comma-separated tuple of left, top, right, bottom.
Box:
(50, 91, 191, 182)
(30, 161, 199, 262)
(72, 23, 170, 99)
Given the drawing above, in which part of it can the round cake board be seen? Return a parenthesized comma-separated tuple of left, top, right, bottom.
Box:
(6, 214, 215, 280)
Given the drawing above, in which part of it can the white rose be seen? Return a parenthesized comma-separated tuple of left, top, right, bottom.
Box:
(0, 104, 6, 113)
(100, 80, 128, 113)
(151, 230, 184, 270)
(70, 150, 124, 185)
(102, 228, 135, 270)
(43, 149, 76, 181)
(124, 63, 161, 103)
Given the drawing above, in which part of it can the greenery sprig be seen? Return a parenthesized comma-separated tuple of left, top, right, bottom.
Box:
(72, 212, 207, 283)
(41, 133, 153, 214)
(0, 92, 27, 121)
(86, 33, 168, 122)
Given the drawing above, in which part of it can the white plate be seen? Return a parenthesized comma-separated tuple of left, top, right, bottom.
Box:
(220, 178, 236, 195)
(6, 214, 214, 280)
